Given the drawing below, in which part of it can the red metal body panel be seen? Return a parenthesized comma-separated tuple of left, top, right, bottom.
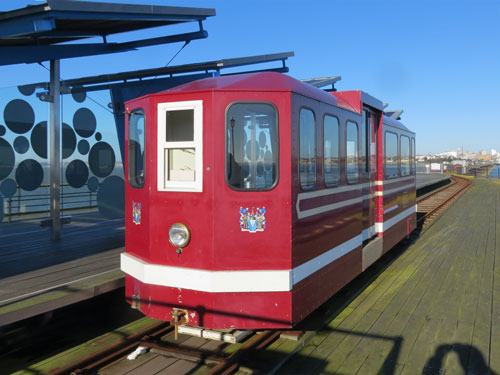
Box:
(126, 278, 292, 329)
(292, 247, 362, 323)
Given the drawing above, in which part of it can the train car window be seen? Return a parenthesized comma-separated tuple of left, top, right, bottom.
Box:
(385, 131, 399, 178)
(299, 108, 316, 190)
(323, 115, 339, 187)
(346, 121, 358, 184)
(128, 109, 145, 188)
(157, 100, 203, 192)
(226, 102, 278, 190)
(401, 135, 410, 176)
(411, 137, 416, 175)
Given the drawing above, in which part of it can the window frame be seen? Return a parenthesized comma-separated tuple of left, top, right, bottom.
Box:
(400, 135, 411, 176)
(299, 106, 317, 191)
(323, 113, 340, 188)
(224, 101, 280, 192)
(345, 120, 359, 184)
(157, 100, 203, 192)
(411, 137, 416, 175)
(384, 130, 399, 179)
(128, 108, 146, 189)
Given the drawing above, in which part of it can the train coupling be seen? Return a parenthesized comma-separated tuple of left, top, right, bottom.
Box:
(170, 308, 188, 340)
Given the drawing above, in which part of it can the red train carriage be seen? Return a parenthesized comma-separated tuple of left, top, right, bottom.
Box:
(121, 72, 416, 329)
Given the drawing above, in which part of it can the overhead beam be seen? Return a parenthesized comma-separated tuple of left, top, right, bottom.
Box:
(0, 17, 54, 38)
(0, 30, 208, 65)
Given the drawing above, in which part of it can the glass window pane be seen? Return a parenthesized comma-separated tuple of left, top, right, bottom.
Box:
(324, 115, 339, 187)
(166, 148, 195, 182)
(401, 135, 410, 176)
(166, 109, 194, 142)
(128, 109, 145, 188)
(385, 132, 398, 178)
(226, 103, 278, 190)
(346, 121, 358, 183)
(300, 109, 316, 189)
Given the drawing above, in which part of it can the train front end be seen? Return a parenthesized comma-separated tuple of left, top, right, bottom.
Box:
(121, 73, 293, 329)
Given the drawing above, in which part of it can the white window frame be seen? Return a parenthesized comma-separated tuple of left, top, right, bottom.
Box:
(157, 100, 203, 192)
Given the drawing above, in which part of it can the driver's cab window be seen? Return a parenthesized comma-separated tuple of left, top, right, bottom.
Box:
(128, 109, 145, 188)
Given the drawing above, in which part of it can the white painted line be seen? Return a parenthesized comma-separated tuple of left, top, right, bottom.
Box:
(0, 269, 121, 306)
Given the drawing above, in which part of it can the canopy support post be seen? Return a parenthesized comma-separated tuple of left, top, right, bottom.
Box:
(49, 59, 61, 240)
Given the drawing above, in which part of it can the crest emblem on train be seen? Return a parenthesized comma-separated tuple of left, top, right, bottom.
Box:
(132, 202, 141, 225)
(239, 207, 266, 233)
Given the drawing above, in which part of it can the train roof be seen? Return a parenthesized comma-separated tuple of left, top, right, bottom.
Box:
(383, 114, 413, 134)
(157, 72, 359, 113)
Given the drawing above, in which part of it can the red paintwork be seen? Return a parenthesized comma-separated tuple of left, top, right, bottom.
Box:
(125, 277, 292, 329)
(123, 72, 417, 329)
(331, 90, 363, 114)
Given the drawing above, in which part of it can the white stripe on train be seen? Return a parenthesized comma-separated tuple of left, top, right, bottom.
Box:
(296, 179, 415, 219)
(121, 204, 416, 293)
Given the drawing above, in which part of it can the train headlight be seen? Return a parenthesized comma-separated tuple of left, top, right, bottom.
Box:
(169, 223, 190, 249)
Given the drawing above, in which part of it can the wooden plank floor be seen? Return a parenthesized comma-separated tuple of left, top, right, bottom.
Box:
(0, 211, 124, 278)
(0, 212, 124, 326)
(276, 178, 500, 375)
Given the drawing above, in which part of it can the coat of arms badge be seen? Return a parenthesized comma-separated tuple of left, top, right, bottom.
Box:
(132, 201, 141, 225)
(239, 207, 266, 233)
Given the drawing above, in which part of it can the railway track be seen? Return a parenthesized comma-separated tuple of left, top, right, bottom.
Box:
(49, 321, 283, 375)
(417, 174, 472, 227)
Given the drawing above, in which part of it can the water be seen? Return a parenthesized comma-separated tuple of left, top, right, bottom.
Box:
(490, 165, 500, 178)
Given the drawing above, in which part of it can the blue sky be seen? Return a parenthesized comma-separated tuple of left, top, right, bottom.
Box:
(1, 0, 499, 154)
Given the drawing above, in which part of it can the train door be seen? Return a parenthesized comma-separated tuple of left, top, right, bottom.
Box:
(361, 108, 378, 240)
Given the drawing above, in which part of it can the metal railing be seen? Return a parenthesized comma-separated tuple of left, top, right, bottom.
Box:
(4, 183, 97, 222)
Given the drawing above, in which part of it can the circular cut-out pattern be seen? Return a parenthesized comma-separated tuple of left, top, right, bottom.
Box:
(71, 86, 86, 103)
(66, 160, 89, 188)
(87, 176, 99, 192)
(95, 132, 102, 141)
(259, 131, 266, 148)
(62, 123, 76, 159)
(14, 136, 29, 154)
(31, 121, 47, 159)
(0, 138, 15, 180)
(4, 99, 35, 134)
(78, 139, 90, 155)
(0, 125, 6, 136)
(97, 176, 124, 219)
(89, 142, 115, 178)
(15, 159, 43, 191)
(17, 84, 36, 96)
(31, 121, 77, 159)
(73, 108, 96, 138)
(1, 178, 17, 198)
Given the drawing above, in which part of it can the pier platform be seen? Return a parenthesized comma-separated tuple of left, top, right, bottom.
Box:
(416, 172, 451, 190)
(274, 178, 500, 375)
(0, 212, 124, 326)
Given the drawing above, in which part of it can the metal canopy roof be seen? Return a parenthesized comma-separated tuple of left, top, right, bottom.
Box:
(385, 109, 404, 120)
(0, 0, 215, 65)
(17, 51, 294, 92)
(301, 76, 342, 90)
(64, 51, 294, 88)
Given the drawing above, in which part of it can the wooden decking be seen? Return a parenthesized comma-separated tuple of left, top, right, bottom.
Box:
(276, 178, 500, 375)
(0, 212, 124, 326)
(6, 179, 499, 375)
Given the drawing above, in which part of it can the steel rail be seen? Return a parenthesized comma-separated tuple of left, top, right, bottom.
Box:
(417, 175, 472, 226)
(49, 321, 172, 375)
